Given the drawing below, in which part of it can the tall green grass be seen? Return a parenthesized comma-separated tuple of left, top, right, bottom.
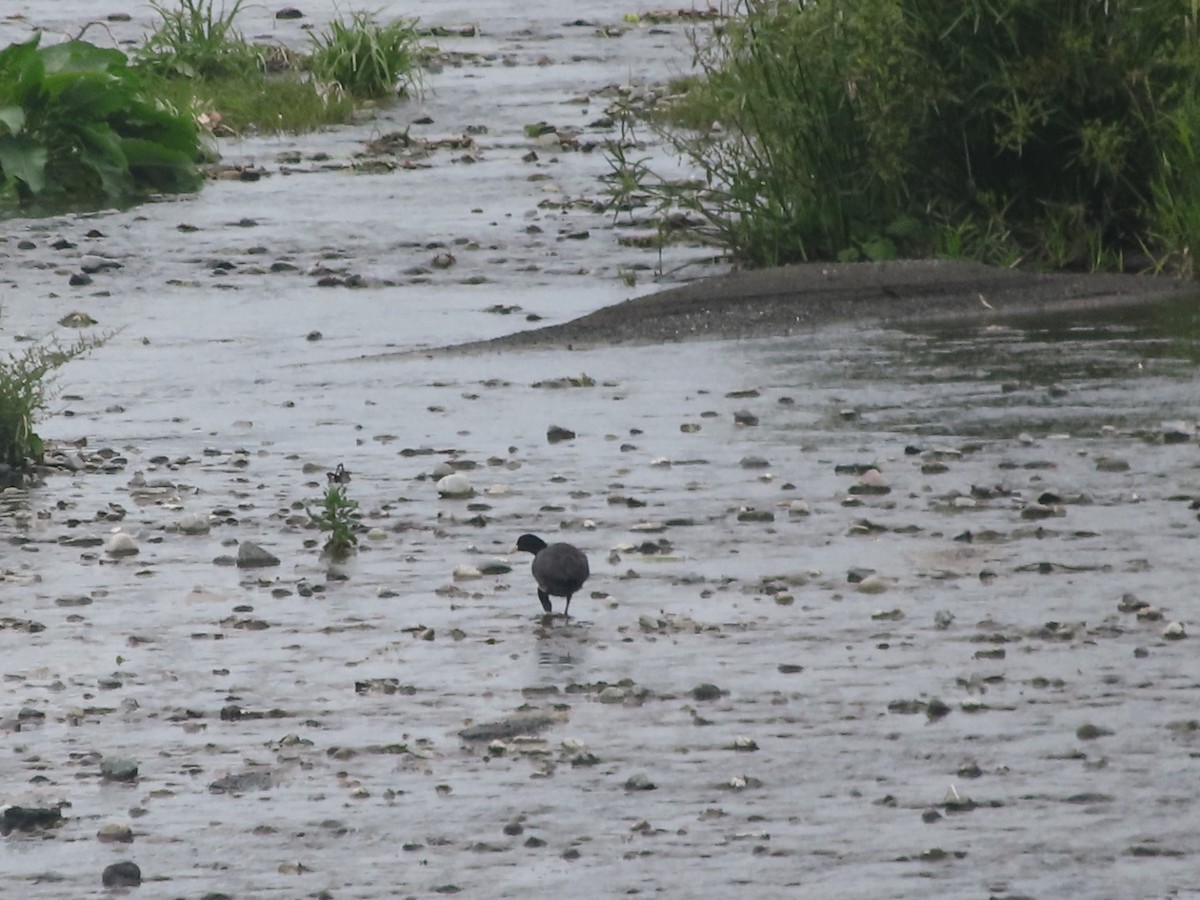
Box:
(138, 0, 262, 79)
(614, 0, 1200, 273)
(308, 12, 425, 100)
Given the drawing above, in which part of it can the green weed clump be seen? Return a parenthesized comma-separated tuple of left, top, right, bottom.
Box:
(138, 0, 262, 80)
(0, 35, 203, 212)
(0, 333, 106, 473)
(309, 12, 425, 100)
(308, 464, 359, 561)
(613, 0, 1200, 273)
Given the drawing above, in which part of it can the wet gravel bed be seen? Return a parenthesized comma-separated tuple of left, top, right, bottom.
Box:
(3, 317, 1200, 898)
(439, 259, 1197, 351)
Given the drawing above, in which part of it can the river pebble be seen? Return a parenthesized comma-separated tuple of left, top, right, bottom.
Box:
(97, 822, 134, 843)
(100, 756, 139, 781)
(104, 532, 138, 557)
(101, 861, 141, 887)
(624, 773, 656, 791)
(236, 541, 280, 567)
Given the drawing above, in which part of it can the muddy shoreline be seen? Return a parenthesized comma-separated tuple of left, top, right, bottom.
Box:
(427, 259, 1197, 353)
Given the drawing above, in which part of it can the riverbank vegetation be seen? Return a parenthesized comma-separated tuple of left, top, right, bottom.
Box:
(0, 1, 430, 213)
(136, 0, 428, 135)
(0, 35, 204, 213)
(609, 0, 1200, 275)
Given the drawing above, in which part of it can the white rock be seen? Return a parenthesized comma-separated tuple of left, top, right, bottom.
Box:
(858, 468, 887, 487)
(105, 533, 139, 557)
(856, 574, 888, 594)
(453, 564, 482, 581)
(436, 473, 474, 498)
(177, 513, 210, 535)
(80, 255, 120, 273)
(630, 521, 666, 533)
(366, 527, 388, 541)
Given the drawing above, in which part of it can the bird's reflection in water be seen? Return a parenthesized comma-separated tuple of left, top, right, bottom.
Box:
(534, 615, 589, 673)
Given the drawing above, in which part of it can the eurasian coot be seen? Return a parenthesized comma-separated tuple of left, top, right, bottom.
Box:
(515, 533, 590, 616)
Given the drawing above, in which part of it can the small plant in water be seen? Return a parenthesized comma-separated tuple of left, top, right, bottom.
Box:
(308, 463, 359, 559)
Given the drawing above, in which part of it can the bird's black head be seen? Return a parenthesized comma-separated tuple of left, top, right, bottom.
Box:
(515, 533, 547, 555)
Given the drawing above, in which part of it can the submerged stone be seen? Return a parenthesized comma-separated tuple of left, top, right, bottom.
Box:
(102, 861, 142, 887)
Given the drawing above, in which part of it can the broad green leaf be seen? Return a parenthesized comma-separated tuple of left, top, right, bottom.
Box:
(74, 122, 131, 198)
(0, 38, 46, 109)
(48, 71, 133, 118)
(39, 40, 128, 76)
(0, 35, 41, 76)
(0, 106, 25, 134)
(0, 134, 48, 194)
(121, 99, 200, 155)
(121, 137, 202, 192)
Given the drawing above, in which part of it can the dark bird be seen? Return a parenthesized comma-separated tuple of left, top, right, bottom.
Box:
(515, 533, 590, 616)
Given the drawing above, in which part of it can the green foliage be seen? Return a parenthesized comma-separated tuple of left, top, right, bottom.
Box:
(0, 332, 106, 471)
(138, 0, 262, 80)
(616, 0, 1200, 272)
(1141, 83, 1200, 275)
(132, 2, 428, 135)
(307, 465, 359, 560)
(0, 35, 203, 211)
(308, 11, 425, 100)
(141, 70, 355, 135)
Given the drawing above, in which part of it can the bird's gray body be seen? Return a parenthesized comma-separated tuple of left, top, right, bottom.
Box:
(516, 533, 590, 615)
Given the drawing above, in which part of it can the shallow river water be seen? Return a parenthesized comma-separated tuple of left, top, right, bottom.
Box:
(2, 3, 1200, 899)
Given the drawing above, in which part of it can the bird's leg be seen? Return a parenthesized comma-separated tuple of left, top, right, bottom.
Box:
(563, 595, 572, 618)
(538, 589, 552, 613)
